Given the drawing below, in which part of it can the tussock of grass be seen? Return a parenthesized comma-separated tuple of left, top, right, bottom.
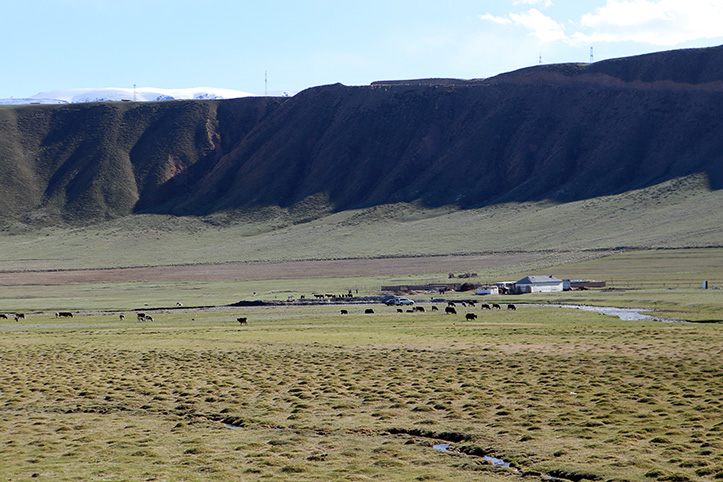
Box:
(0, 305, 721, 480)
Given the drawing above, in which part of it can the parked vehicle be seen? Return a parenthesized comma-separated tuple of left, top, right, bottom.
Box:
(386, 298, 415, 306)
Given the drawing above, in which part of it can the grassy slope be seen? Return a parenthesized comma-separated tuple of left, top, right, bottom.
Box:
(0, 174, 720, 272)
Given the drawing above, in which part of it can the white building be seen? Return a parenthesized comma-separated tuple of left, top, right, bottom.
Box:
(512, 275, 564, 294)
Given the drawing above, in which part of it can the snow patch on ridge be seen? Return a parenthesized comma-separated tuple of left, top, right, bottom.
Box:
(1, 87, 258, 105)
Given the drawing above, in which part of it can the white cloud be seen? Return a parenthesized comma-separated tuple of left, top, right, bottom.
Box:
(479, 13, 513, 25)
(573, 0, 723, 45)
(480, 8, 565, 43)
(513, 0, 553, 7)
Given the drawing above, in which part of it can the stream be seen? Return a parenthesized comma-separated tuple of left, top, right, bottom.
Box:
(538, 303, 656, 321)
(433, 443, 514, 468)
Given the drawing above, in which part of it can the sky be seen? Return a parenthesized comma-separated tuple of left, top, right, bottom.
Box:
(2, 0, 722, 98)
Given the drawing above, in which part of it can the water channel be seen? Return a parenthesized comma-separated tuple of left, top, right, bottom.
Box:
(538, 303, 656, 321)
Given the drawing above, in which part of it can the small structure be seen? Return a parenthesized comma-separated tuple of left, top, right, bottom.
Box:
(564, 280, 607, 291)
(476, 285, 499, 295)
(381, 283, 468, 293)
(512, 275, 564, 294)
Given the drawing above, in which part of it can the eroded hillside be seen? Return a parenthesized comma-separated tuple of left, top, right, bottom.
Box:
(1, 45, 722, 226)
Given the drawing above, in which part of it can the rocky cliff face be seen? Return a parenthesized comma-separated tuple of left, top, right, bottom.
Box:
(1, 45, 722, 225)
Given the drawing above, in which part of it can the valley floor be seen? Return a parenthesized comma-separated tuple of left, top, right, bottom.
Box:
(0, 303, 720, 481)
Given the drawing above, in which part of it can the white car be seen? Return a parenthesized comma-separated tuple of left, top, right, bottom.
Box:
(393, 298, 415, 306)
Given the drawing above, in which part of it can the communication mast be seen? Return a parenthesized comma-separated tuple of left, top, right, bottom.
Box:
(265, 71, 268, 96)
(539, 52, 542, 65)
(590, 47, 594, 63)
(133, 84, 137, 102)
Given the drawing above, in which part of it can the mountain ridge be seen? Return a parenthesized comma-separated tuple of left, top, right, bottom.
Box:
(1, 45, 722, 227)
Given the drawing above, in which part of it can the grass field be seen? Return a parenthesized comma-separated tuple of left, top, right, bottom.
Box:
(0, 304, 721, 481)
(0, 175, 721, 480)
(1, 247, 721, 320)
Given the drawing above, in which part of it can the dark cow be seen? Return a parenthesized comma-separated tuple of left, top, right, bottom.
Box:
(447, 302, 456, 307)
(119, 314, 125, 320)
(465, 313, 477, 320)
(237, 317, 248, 325)
(492, 304, 501, 310)
(0, 314, 7, 319)
(16, 313, 25, 319)
(365, 309, 374, 314)
(397, 308, 403, 313)
(145, 315, 154, 322)
(481, 304, 491, 310)
(507, 304, 517, 310)
(340, 309, 348, 315)
(413, 306, 425, 312)
(431, 306, 439, 311)
(445, 306, 457, 315)
(56, 312, 73, 318)
(137, 313, 146, 321)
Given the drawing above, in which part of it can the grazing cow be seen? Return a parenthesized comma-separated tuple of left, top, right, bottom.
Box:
(0, 314, 7, 319)
(465, 313, 477, 320)
(445, 306, 457, 315)
(57, 312, 73, 318)
(492, 304, 501, 310)
(397, 308, 403, 313)
(406, 309, 414, 313)
(461, 302, 467, 307)
(468, 301, 476, 307)
(137, 313, 146, 321)
(507, 304, 517, 310)
(481, 304, 491, 310)
(365, 309, 374, 314)
(119, 314, 125, 320)
(14, 315, 20, 322)
(16, 313, 25, 319)
(340, 309, 348, 315)
(431, 306, 438, 311)
(176, 302, 183, 307)
(447, 302, 456, 307)
(237, 317, 248, 325)
(414, 306, 425, 312)
(145, 315, 154, 321)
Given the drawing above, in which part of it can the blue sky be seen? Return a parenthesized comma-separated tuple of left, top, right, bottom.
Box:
(2, 0, 722, 98)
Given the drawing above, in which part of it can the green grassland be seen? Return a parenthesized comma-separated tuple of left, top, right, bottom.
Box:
(1, 305, 721, 481)
(0, 174, 721, 480)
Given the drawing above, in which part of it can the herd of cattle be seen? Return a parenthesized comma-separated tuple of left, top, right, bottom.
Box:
(0, 311, 156, 322)
(1, 300, 516, 326)
(337, 301, 517, 318)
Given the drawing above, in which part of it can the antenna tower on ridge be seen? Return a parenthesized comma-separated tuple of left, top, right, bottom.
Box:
(265, 71, 268, 96)
(133, 84, 137, 102)
(590, 47, 594, 63)
(539, 52, 542, 65)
